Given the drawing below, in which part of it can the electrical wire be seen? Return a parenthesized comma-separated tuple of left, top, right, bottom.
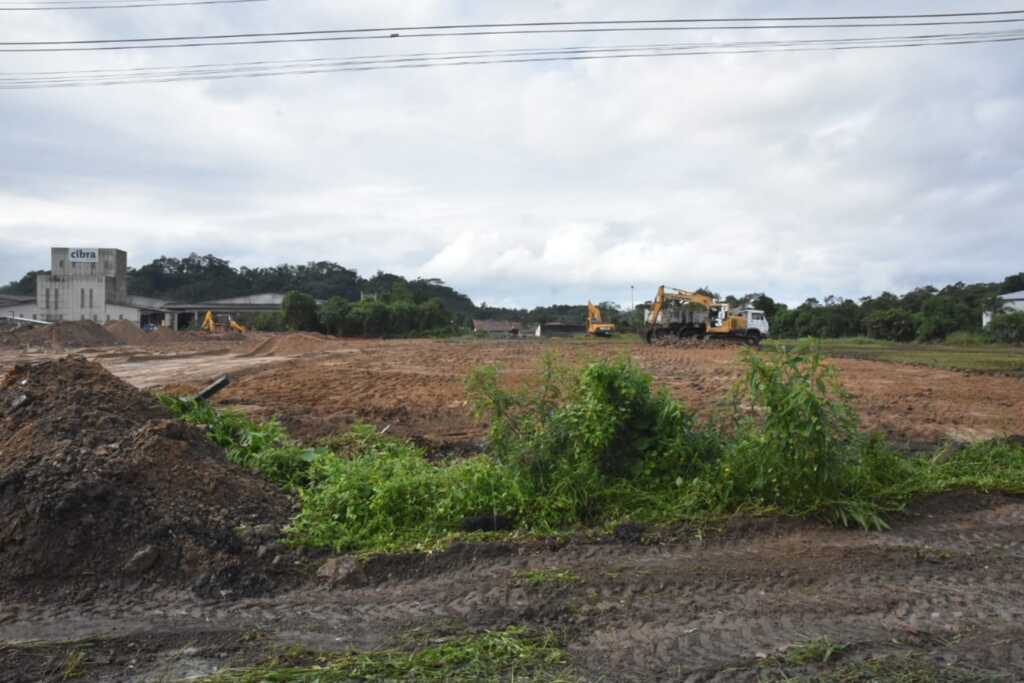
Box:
(0, 0, 266, 9)
(3, 29, 1021, 89)
(4, 10, 1024, 50)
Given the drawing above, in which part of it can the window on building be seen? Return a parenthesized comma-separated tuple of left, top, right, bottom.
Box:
(45, 288, 50, 309)
(58, 314, 63, 321)
(32, 314, 37, 320)
(119, 314, 124, 320)
(54, 289, 59, 309)
(92, 314, 97, 321)
(106, 314, 110, 322)
(89, 289, 94, 308)
(80, 288, 85, 308)
(81, 314, 85, 320)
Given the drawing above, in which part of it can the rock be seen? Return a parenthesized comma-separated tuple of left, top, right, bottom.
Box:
(317, 557, 357, 581)
(123, 545, 160, 574)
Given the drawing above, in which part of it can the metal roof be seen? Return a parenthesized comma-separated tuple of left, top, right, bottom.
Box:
(473, 319, 521, 333)
(999, 290, 1024, 300)
(0, 295, 35, 306)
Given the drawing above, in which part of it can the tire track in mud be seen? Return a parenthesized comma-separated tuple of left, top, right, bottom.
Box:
(2, 493, 1024, 681)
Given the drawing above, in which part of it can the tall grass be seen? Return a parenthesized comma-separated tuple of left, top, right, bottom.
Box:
(165, 345, 1024, 552)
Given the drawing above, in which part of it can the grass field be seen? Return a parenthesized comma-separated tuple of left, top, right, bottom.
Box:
(770, 337, 1024, 374)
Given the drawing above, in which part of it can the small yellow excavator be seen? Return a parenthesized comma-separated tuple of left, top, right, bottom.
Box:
(586, 301, 616, 337)
(201, 310, 247, 334)
(643, 286, 769, 345)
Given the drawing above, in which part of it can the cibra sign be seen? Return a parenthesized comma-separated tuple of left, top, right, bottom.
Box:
(69, 248, 98, 263)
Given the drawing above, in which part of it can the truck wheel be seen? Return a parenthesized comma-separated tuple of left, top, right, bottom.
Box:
(745, 331, 761, 346)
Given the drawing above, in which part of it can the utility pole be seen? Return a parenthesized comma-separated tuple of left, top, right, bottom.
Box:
(630, 285, 635, 332)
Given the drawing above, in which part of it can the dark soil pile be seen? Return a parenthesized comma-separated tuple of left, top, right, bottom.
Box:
(0, 356, 297, 600)
(1, 320, 121, 350)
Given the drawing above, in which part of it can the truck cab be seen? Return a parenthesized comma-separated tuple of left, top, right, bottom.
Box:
(739, 309, 770, 338)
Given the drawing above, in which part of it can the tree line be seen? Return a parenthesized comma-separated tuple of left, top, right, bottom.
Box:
(2, 253, 1021, 342)
(711, 273, 1024, 343)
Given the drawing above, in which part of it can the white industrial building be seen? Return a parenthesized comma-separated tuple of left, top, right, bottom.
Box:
(1, 247, 165, 325)
(2, 247, 287, 329)
(982, 290, 1024, 327)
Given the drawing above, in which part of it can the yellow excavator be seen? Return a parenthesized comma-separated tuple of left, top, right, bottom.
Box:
(201, 310, 247, 334)
(643, 286, 769, 345)
(586, 301, 616, 337)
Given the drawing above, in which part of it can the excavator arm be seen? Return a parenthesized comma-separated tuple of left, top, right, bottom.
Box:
(644, 287, 722, 341)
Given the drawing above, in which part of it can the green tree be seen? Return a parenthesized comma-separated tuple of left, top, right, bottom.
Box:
(865, 308, 915, 342)
(282, 291, 318, 331)
(318, 296, 351, 336)
(417, 298, 450, 331)
(0, 270, 44, 296)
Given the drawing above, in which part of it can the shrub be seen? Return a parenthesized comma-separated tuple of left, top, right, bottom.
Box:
(987, 311, 1024, 344)
(246, 311, 286, 332)
(691, 344, 903, 528)
(466, 355, 704, 527)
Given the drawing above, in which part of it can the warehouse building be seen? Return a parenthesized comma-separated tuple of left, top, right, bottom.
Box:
(983, 290, 1024, 327)
(3, 247, 285, 328)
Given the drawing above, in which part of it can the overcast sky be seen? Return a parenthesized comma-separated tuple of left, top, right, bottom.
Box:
(1, 1, 1022, 308)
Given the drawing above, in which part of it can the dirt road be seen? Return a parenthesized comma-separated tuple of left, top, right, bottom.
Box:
(2, 491, 1022, 681)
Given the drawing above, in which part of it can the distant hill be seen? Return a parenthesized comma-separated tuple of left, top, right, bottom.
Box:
(0, 253, 478, 321)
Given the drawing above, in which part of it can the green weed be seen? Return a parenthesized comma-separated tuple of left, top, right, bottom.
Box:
(515, 568, 580, 586)
(61, 649, 86, 680)
(287, 425, 525, 552)
(780, 637, 848, 665)
(167, 347, 1024, 553)
(200, 626, 573, 682)
(160, 395, 324, 489)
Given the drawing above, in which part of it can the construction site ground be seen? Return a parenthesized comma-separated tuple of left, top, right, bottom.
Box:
(2, 330, 1023, 681)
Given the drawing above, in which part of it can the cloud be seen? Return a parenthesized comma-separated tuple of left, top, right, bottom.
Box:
(1, 1, 1022, 307)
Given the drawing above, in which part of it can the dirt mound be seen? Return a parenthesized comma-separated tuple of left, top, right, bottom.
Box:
(105, 319, 149, 345)
(243, 333, 337, 357)
(148, 327, 183, 344)
(0, 356, 295, 600)
(2, 320, 121, 350)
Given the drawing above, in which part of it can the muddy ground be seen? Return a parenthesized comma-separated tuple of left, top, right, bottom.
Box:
(1, 333, 1023, 681)
(2, 491, 1023, 681)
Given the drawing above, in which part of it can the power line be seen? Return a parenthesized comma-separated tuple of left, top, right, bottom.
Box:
(4, 10, 1024, 49)
(4, 29, 1022, 89)
(0, 0, 266, 9)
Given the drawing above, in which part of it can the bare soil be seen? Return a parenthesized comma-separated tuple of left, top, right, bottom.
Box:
(148, 337, 1023, 449)
(1, 336, 1023, 680)
(0, 357, 302, 603)
(1, 336, 1018, 448)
